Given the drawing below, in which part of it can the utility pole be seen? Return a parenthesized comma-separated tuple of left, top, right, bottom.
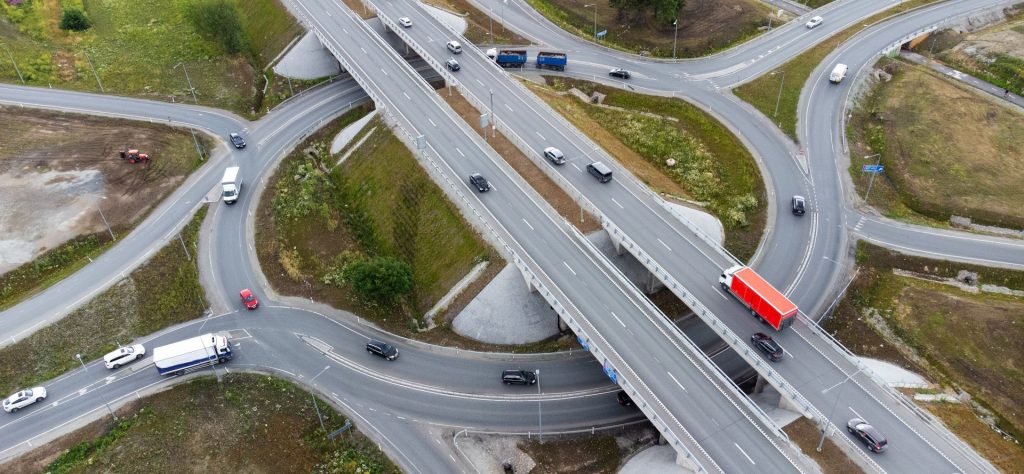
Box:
(863, 154, 882, 202)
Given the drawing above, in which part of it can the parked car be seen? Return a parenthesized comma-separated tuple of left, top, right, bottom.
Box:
(366, 340, 399, 361)
(805, 16, 824, 28)
(616, 390, 633, 406)
(791, 195, 806, 216)
(501, 369, 537, 385)
(608, 68, 631, 79)
(847, 418, 888, 453)
(239, 288, 259, 310)
(469, 173, 491, 192)
(543, 146, 566, 165)
(445, 59, 461, 71)
(104, 344, 147, 369)
(229, 133, 246, 149)
(751, 332, 784, 362)
(3, 387, 46, 413)
(446, 41, 463, 54)
(398, 17, 412, 28)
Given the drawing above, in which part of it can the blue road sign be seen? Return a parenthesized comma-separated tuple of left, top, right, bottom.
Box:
(596, 30, 608, 39)
(862, 164, 884, 173)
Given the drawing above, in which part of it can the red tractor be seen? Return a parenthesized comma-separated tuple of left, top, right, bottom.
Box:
(119, 148, 150, 164)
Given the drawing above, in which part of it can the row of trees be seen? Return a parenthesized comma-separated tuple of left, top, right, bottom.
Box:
(608, 0, 685, 25)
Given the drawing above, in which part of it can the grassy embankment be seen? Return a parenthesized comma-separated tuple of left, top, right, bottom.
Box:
(523, 0, 775, 58)
(824, 242, 1024, 471)
(256, 107, 562, 351)
(784, 418, 861, 473)
(733, 0, 941, 140)
(924, 14, 1024, 95)
(530, 77, 766, 261)
(0, 108, 209, 311)
(423, 0, 528, 45)
(0, 207, 207, 397)
(846, 60, 1024, 229)
(6, 375, 398, 474)
(0, 0, 303, 115)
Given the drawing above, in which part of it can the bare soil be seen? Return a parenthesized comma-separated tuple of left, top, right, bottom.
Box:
(922, 401, 1024, 473)
(0, 106, 206, 274)
(441, 89, 602, 234)
(783, 417, 863, 473)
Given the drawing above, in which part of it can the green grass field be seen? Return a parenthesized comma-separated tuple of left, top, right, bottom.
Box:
(33, 375, 398, 474)
(0, 0, 301, 115)
(0, 206, 207, 397)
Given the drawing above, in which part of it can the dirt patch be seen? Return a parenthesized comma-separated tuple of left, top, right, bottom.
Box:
(921, 401, 1024, 473)
(526, 0, 776, 57)
(783, 418, 862, 473)
(0, 106, 207, 275)
(440, 89, 602, 234)
(847, 62, 1024, 229)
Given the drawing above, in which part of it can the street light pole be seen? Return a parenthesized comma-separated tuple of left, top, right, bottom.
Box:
(309, 365, 331, 433)
(672, 19, 679, 60)
(488, 6, 493, 44)
(174, 61, 198, 105)
(501, 0, 506, 34)
(584, 4, 597, 39)
(817, 366, 865, 452)
(536, 369, 542, 442)
(76, 353, 117, 421)
(489, 89, 495, 138)
(1, 42, 25, 84)
(772, 70, 786, 118)
(863, 153, 882, 202)
(197, 317, 221, 382)
(97, 196, 116, 241)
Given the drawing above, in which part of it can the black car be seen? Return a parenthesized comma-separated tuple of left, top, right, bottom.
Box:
(229, 132, 246, 149)
(791, 195, 806, 216)
(445, 59, 461, 71)
(847, 418, 888, 453)
(751, 332, 784, 362)
(366, 340, 399, 361)
(616, 390, 633, 406)
(501, 369, 536, 385)
(609, 68, 631, 79)
(469, 173, 490, 192)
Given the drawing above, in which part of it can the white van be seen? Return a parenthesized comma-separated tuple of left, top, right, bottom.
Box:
(221, 166, 241, 204)
(830, 64, 848, 83)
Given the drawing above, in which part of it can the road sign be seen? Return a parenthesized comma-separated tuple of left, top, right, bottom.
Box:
(862, 164, 884, 173)
(596, 30, 608, 39)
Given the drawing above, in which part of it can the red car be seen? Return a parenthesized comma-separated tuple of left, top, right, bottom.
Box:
(239, 289, 258, 310)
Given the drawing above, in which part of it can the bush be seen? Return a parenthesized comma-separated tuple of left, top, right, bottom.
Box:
(185, 0, 249, 55)
(342, 256, 413, 304)
(58, 8, 91, 31)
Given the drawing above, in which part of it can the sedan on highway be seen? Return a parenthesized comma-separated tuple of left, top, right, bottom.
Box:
(469, 173, 490, 192)
(848, 418, 888, 452)
(543, 146, 566, 165)
(103, 344, 146, 369)
(446, 41, 462, 54)
(3, 387, 46, 413)
(445, 59, 461, 72)
(229, 132, 246, 149)
(501, 369, 536, 385)
(398, 17, 412, 28)
(751, 332, 784, 362)
(608, 68, 631, 79)
(791, 195, 806, 216)
(805, 16, 824, 28)
(240, 288, 259, 310)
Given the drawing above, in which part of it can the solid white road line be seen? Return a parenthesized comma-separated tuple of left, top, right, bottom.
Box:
(734, 443, 756, 464)
(611, 312, 626, 328)
(562, 261, 577, 276)
(667, 371, 688, 392)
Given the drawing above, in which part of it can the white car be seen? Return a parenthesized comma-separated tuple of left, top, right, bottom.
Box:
(398, 17, 412, 28)
(3, 387, 46, 413)
(805, 16, 823, 28)
(446, 41, 463, 54)
(104, 344, 147, 369)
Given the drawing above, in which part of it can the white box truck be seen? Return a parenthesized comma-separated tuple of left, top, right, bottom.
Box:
(153, 333, 233, 376)
(221, 166, 241, 204)
(829, 64, 848, 83)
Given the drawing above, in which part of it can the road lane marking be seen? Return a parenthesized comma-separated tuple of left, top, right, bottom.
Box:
(611, 198, 624, 209)
(849, 407, 865, 421)
(562, 261, 576, 276)
(734, 443, 755, 464)
(428, 118, 437, 127)
(713, 285, 728, 300)
(456, 147, 465, 157)
(535, 131, 546, 141)
(403, 92, 411, 100)
(504, 103, 513, 112)
(522, 218, 534, 230)
(667, 371, 687, 392)
(657, 238, 672, 251)
(475, 79, 485, 87)
(611, 312, 626, 327)
(361, 47, 367, 54)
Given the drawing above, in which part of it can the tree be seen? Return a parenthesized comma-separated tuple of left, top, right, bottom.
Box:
(342, 256, 413, 304)
(186, 0, 249, 55)
(59, 8, 91, 32)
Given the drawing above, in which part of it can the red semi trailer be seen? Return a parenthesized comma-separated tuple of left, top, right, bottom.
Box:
(719, 265, 797, 331)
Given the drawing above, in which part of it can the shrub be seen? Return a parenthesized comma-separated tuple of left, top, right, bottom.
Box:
(342, 256, 413, 304)
(58, 8, 91, 31)
(185, 0, 249, 55)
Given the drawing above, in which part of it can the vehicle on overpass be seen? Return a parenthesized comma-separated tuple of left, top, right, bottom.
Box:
(153, 333, 233, 376)
(719, 266, 797, 330)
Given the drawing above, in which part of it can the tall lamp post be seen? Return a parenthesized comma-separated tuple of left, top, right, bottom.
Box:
(771, 70, 786, 118)
(97, 195, 116, 241)
(817, 366, 865, 452)
(863, 154, 882, 203)
(309, 365, 331, 433)
(197, 316, 221, 382)
(583, 4, 597, 39)
(672, 19, 679, 60)
(75, 353, 117, 421)
(173, 61, 198, 105)
(535, 369, 543, 442)
(489, 89, 495, 138)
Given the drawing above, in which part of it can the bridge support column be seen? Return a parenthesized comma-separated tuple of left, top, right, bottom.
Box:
(674, 449, 701, 471)
(778, 392, 805, 415)
(606, 230, 627, 256)
(643, 269, 665, 294)
(754, 374, 767, 394)
(557, 315, 569, 333)
(520, 267, 536, 293)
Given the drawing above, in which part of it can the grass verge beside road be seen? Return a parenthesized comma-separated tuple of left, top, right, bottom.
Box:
(0, 206, 207, 397)
(733, 0, 940, 140)
(847, 61, 1024, 230)
(823, 241, 1024, 470)
(531, 77, 766, 261)
(523, 0, 775, 58)
(5, 374, 399, 474)
(423, 0, 528, 45)
(783, 418, 860, 473)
